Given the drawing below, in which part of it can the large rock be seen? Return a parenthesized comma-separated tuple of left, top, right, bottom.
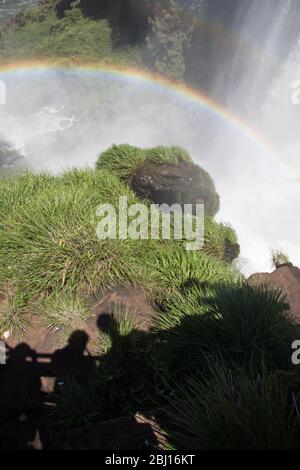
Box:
(130, 160, 220, 217)
(0, 138, 25, 169)
(50, 410, 167, 450)
(248, 265, 300, 323)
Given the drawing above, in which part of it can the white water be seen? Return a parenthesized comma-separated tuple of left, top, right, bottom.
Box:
(0, 0, 39, 23)
(1, 1, 300, 275)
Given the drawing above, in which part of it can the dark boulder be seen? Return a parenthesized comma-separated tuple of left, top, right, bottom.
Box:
(130, 160, 220, 217)
(0, 139, 25, 169)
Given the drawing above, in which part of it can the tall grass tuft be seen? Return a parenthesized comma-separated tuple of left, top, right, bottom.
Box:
(96, 144, 193, 181)
(158, 283, 299, 373)
(0, 168, 153, 302)
(42, 290, 91, 343)
(272, 249, 293, 268)
(166, 361, 300, 450)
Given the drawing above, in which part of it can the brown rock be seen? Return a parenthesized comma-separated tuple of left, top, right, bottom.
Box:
(50, 410, 167, 450)
(248, 265, 300, 323)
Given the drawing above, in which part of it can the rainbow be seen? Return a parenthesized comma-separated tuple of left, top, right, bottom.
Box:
(0, 60, 289, 174)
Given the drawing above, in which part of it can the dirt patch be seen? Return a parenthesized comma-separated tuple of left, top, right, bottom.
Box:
(0, 285, 158, 449)
(84, 286, 157, 355)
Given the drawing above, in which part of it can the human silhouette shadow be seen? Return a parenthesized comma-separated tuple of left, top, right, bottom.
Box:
(52, 330, 97, 384)
(0, 331, 99, 449)
(49, 314, 165, 450)
(95, 313, 167, 420)
(0, 293, 237, 450)
(0, 343, 52, 449)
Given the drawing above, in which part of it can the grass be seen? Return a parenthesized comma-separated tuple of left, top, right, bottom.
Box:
(42, 290, 91, 343)
(0, 169, 150, 298)
(51, 304, 156, 427)
(96, 144, 193, 181)
(1, 144, 298, 449)
(166, 361, 300, 450)
(97, 304, 138, 356)
(97, 145, 235, 258)
(0, 288, 29, 338)
(0, 0, 296, 449)
(0, 164, 237, 326)
(0, 168, 159, 336)
(0, 172, 56, 222)
(204, 216, 239, 261)
(148, 246, 237, 305)
(48, 281, 300, 442)
(158, 283, 298, 373)
(50, 375, 104, 430)
(272, 249, 293, 269)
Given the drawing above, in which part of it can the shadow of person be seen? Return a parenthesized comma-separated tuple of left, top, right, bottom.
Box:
(50, 315, 165, 450)
(97, 312, 145, 371)
(0, 344, 41, 414)
(0, 343, 50, 449)
(52, 330, 96, 383)
(95, 313, 166, 445)
(0, 332, 99, 449)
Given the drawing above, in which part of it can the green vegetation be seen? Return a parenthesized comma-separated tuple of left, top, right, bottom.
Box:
(0, 1, 141, 65)
(0, 155, 237, 337)
(0, 0, 205, 82)
(0, 168, 152, 330)
(42, 290, 91, 343)
(272, 249, 293, 269)
(146, 0, 203, 81)
(167, 362, 300, 450)
(0, 0, 297, 452)
(97, 144, 236, 259)
(51, 281, 300, 446)
(96, 144, 193, 180)
(0, 144, 299, 449)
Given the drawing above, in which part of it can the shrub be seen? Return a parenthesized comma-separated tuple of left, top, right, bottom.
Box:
(272, 249, 293, 269)
(0, 168, 153, 300)
(149, 246, 237, 305)
(0, 2, 141, 65)
(204, 217, 239, 262)
(42, 290, 91, 343)
(96, 144, 145, 180)
(166, 362, 300, 450)
(0, 288, 29, 337)
(158, 283, 298, 374)
(96, 144, 193, 181)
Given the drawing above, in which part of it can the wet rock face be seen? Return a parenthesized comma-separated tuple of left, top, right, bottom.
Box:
(130, 160, 220, 217)
(0, 139, 25, 169)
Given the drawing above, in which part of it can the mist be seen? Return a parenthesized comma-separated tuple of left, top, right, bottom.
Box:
(1, 0, 300, 275)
